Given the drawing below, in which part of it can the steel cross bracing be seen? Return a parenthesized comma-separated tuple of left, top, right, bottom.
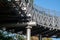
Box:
(0, 0, 60, 30)
(0, 0, 60, 38)
(29, 4, 60, 30)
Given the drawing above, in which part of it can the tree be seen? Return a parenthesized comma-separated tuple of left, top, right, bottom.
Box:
(0, 30, 13, 40)
(0, 30, 25, 40)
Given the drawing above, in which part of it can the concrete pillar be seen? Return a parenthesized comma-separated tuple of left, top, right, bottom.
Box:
(26, 21, 36, 40)
(26, 26, 32, 40)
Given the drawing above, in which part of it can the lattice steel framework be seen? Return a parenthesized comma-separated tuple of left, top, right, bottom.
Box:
(30, 4, 60, 30)
(7, 0, 60, 30)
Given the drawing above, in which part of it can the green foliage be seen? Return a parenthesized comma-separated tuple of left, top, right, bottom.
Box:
(0, 32, 13, 40)
(18, 35, 25, 40)
(0, 30, 25, 40)
(0, 35, 12, 40)
(15, 34, 25, 40)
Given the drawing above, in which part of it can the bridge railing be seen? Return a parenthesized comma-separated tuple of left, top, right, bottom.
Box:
(29, 4, 60, 30)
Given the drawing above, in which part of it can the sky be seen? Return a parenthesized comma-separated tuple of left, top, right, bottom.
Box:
(34, 0, 60, 16)
(34, 0, 60, 40)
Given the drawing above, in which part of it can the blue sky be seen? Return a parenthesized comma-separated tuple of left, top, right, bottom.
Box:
(34, 0, 60, 11)
(34, 0, 60, 40)
(34, 0, 60, 16)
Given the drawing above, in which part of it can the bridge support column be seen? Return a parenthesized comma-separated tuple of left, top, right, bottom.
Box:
(26, 21, 36, 40)
(26, 26, 32, 40)
(39, 34, 42, 40)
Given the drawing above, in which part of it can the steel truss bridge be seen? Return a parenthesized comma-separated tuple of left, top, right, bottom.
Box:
(0, 0, 60, 39)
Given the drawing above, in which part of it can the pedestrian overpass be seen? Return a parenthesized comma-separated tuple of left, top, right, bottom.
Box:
(0, 0, 60, 40)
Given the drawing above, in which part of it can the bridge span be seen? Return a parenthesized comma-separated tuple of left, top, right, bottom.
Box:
(0, 0, 60, 40)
